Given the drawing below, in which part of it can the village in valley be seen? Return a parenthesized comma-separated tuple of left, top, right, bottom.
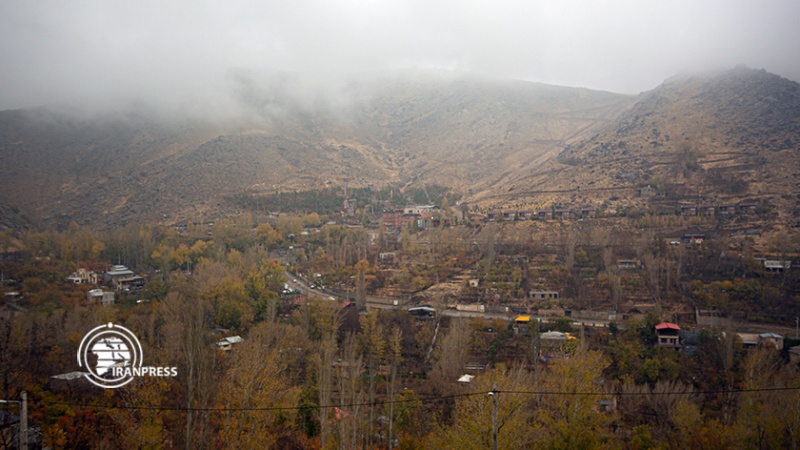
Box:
(1, 178, 798, 448)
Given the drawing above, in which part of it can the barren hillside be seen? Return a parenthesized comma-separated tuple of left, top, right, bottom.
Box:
(1, 67, 798, 229)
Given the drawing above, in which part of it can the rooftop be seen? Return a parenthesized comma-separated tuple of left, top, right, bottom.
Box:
(655, 322, 681, 331)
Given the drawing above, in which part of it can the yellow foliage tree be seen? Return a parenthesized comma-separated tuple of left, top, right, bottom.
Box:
(532, 350, 615, 449)
(216, 327, 301, 449)
(428, 365, 536, 449)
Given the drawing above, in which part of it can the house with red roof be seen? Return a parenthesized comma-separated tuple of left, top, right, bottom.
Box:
(655, 322, 681, 348)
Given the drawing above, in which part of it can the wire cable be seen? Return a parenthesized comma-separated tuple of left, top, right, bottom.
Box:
(33, 390, 490, 412)
(30, 385, 800, 413)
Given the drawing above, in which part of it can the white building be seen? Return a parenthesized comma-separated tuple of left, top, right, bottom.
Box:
(87, 289, 115, 305)
(217, 335, 244, 351)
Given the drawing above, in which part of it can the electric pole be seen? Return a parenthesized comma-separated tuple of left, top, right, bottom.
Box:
(490, 383, 498, 450)
(0, 391, 26, 450)
(20, 391, 27, 450)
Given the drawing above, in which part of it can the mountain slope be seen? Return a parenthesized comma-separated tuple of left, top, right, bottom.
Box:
(482, 67, 800, 216)
(1, 67, 798, 228)
(0, 71, 631, 227)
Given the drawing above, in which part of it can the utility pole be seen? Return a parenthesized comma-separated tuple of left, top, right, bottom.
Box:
(489, 383, 498, 450)
(20, 391, 27, 450)
(0, 391, 26, 450)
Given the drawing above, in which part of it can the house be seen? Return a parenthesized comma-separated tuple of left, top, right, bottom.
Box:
(554, 209, 574, 220)
(379, 252, 396, 263)
(681, 205, 697, 216)
(529, 291, 559, 300)
(738, 202, 757, 214)
(700, 204, 716, 216)
(763, 260, 791, 273)
(581, 208, 596, 219)
(408, 306, 436, 318)
(103, 265, 136, 290)
(416, 211, 445, 229)
(502, 210, 517, 221)
(758, 333, 784, 350)
(66, 268, 98, 285)
(517, 210, 533, 220)
(381, 210, 404, 230)
(514, 315, 531, 327)
(86, 289, 115, 305)
(737, 333, 760, 348)
(639, 185, 656, 198)
(683, 233, 705, 244)
(540, 331, 570, 349)
(537, 210, 553, 221)
(403, 205, 437, 215)
(487, 211, 501, 222)
(217, 335, 244, 351)
(655, 322, 681, 348)
(718, 204, 736, 215)
(617, 259, 642, 271)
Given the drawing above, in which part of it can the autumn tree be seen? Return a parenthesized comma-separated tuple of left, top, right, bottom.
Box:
(532, 350, 615, 448)
(736, 348, 800, 448)
(216, 324, 302, 449)
(256, 222, 281, 247)
(160, 275, 216, 449)
(429, 365, 536, 449)
(356, 309, 385, 447)
(354, 259, 369, 312)
(106, 378, 172, 448)
(430, 319, 471, 388)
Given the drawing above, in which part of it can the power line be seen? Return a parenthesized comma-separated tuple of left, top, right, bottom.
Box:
(32, 390, 489, 412)
(498, 386, 800, 397)
(29, 385, 800, 413)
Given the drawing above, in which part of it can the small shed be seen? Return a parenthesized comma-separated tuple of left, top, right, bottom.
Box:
(457, 374, 476, 384)
(758, 333, 784, 350)
(217, 335, 244, 351)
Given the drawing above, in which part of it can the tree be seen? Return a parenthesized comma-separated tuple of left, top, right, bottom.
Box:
(430, 319, 471, 387)
(736, 348, 800, 449)
(429, 365, 535, 449)
(106, 378, 172, 449)
(216, 325, 301, 449)
(160, 276, 216, 449)
(386, 326, 403, 448)
(256, 222, 281, 247)
(355, 259, 369, 312)
(533, 350, 614, 448)
(335, 332, 366, 449)
(357, 309, 385, 448)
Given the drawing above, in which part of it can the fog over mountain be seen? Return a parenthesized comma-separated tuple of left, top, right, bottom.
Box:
(2, 0, 800, 117)
(1, 66, 799, 231)
(2, 2, 800, 230)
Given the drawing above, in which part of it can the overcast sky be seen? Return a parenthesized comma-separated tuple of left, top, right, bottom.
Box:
(1, 0, 799, 114)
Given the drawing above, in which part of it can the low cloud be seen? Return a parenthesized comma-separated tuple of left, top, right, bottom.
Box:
(1, 0, 799, 117)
